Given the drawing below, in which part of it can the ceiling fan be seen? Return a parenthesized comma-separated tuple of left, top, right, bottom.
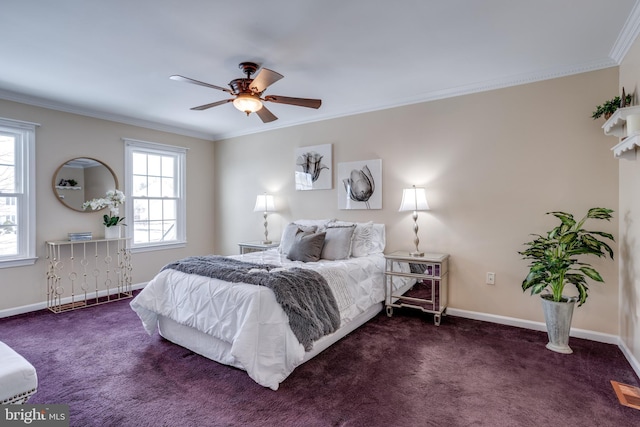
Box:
(170, 62, 322, 123)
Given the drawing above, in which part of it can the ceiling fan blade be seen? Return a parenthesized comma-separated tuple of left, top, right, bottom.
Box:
(256, 105, 278, 123)
(190, 99, 233, 111)
(250, 68, 284, 93)
(170, 75, 233, 94)
(264, 95, 321, 109)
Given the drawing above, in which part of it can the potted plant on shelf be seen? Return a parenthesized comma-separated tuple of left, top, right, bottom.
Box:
(519, 208, 614, 354)
(591, 93, 633, 120)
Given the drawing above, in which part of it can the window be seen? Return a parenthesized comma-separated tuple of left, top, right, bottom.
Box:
(0, 117, 37, 268)
(124, 138, 186, 251)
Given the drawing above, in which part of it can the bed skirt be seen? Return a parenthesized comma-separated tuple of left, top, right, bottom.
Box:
(156, 301, 383, 388)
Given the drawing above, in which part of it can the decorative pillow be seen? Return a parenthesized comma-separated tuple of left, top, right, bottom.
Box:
(329, 221, 385, 257)
(369, 224, 386, 254)
(321, 224, 356, 260)
(287, 231, 326, 262)
(279, 223, 317, 254)
(293, 219, 335, 229)
(350, 221, 374, 257)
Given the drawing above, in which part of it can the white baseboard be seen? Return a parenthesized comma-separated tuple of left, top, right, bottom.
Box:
(618, 339, 640, 380)
(0, 282, 147, 319)
(446, 308, 619, 343)
(447, 307, 640, 379)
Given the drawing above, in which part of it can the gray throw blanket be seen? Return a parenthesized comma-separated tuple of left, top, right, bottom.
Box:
(161, 256, 340, 351)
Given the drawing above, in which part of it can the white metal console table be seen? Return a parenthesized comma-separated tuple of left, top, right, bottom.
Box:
(46, 237, 132, 313)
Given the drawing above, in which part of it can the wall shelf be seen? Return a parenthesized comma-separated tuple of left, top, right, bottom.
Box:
(611, 134, 640, 160)
(602, 106, 640, 159)
(603, 106, 640, 137)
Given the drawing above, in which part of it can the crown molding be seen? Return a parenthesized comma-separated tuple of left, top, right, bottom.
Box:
(610, 0, 640, 64)
(0, 89, 215, 140)
(366, 59, 619, 111)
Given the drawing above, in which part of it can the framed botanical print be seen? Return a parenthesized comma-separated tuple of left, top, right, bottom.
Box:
(294, 144, 332, 190)
(337, 159, 382, 209)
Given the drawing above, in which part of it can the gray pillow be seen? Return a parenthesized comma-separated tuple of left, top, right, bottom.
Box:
(288, 231, 326, 262)
(321, 224, 356, 260)
(279, 223, 317, 255)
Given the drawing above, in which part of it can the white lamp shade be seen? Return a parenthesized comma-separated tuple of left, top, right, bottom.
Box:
(253, 194, 275, 212)
(399, 186, 430, 212)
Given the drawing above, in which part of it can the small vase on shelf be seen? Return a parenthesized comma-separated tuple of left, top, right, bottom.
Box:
(104, 226, 120, 239)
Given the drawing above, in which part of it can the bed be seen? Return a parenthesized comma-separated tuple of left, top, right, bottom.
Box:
(130, 219, 410, 390)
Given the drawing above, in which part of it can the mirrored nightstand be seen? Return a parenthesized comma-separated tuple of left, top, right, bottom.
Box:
(384, 251, 449, 325)
(238, 241, 280, 254)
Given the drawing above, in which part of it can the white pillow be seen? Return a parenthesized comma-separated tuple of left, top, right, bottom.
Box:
(321, 224, 356, 260)
(279, 223, 317, 254)
(330, 221, 385, 257)
(294, 219, 335, 229)
(369, 223, 386, 254)
(351, 221, 374, 257)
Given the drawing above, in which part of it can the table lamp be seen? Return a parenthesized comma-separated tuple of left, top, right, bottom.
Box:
(253, 193, 276, 244)
(398, 185, 430, 257)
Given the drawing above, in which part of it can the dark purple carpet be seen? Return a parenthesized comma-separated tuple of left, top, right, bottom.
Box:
(1, 296, 639, 427)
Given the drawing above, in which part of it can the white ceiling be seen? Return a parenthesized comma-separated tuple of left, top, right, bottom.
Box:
(1, 0, 639, 140)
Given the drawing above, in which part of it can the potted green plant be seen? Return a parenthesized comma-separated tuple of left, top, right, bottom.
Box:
(519, 208, 614, 353)
(592, 94, 633, 120)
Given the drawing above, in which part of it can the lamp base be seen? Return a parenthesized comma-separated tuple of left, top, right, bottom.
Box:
(261, 240, 272, 245)
(410, 251, 424, 257)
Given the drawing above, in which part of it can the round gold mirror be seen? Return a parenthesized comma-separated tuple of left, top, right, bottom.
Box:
(52, 157, 118, 212)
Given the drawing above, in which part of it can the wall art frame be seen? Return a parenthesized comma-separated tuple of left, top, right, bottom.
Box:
(294, 144, 332, 190)
(338, 159, 382, 210)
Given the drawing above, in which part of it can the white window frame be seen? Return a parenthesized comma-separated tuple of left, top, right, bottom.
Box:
(124, 138, 187, 253)
(0, 117, 38, 268)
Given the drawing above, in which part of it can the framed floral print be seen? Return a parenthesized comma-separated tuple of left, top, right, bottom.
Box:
(338, 159, 382, 209)
(295, 144, 332, 190)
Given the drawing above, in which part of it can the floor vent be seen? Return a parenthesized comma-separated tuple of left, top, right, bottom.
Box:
(611, 380, 640, 410)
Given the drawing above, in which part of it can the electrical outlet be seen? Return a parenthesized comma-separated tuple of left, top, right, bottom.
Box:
(486, 272, 495, 285)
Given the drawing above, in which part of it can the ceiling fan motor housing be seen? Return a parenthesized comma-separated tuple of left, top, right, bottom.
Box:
(239, 62, 259, 77)
(229, 78, 254, 95)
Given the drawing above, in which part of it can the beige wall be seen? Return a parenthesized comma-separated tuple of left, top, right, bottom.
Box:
(619, 38, 640, 364)
(215, 68, 620, 334)
(0, 67, 622, 337)
(0, 99, 216, 311)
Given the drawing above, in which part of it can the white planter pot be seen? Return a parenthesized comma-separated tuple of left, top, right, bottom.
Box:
(104, 226, 121, 239)
(541, 295, 577, 354)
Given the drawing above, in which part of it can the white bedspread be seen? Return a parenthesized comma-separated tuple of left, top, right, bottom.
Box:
(130, 250, 392, 390)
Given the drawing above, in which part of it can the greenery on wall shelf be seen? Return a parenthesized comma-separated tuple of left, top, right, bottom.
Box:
(591, 94, 633, 120)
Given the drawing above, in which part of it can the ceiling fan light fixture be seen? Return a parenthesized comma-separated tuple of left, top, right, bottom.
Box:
(233, 93, 263, 115)
(172, 63, 321, 123)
